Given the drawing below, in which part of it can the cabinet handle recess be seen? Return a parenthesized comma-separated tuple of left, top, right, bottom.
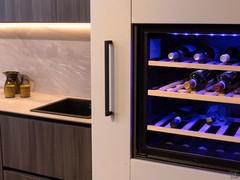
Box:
(105, 40, 113, 116)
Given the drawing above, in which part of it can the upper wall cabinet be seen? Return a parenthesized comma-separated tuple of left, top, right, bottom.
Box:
(0, 0, 90, 22)
(57, 0, 90, 22)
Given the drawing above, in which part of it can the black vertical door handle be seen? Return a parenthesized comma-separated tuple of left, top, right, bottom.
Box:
(105, 40, 113, 116)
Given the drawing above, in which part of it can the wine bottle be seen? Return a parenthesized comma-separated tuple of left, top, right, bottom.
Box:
(213, 71, 238, 92)
(205, 105, 227, 126)
(168, 44, 197, 61)
(220, 47, 240, 63)
(193, 46, 220, 63)
(184, 70, 212, 90)
(170, 106, 192, 128)
(205, 117, 214, 125)
(170, 116, 182, 128)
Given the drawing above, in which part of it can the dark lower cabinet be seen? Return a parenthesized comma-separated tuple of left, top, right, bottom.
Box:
(0, 0, 90, 22)
(1, 115, 92, 180)
(4, 170, 51, 180)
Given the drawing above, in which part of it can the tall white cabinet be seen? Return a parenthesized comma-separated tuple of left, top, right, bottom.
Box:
(92, 0, 240, 180)
(91, 0, 131, 180)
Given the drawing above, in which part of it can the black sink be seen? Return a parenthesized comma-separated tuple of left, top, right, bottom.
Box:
(31, 98, 91, 119)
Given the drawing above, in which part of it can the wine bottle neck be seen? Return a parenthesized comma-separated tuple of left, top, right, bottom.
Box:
(184, 79, 197, 90)
(220, 54, 231, 63)
(215, 81, 226, 92)
(193, 52, 207, 61)
(168, 51, 182, 60)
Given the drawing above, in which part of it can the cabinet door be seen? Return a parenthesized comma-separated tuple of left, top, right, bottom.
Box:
(1, 116, 92, 180)
(4, 170, 50, 180)
(61, 123, 92, 180)
(57, 0, 90, 22)
(0, 0, 57, 22)
(91, 0, 131, 179)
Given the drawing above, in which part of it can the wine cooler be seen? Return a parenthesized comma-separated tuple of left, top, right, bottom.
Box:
(132, 24, 240, 173)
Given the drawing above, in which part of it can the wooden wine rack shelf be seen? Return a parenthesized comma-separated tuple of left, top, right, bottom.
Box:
(148, 79, 240, 105)
(148, 59, 240, 72)
(147, 125, 240, 143)
(148, 89, 240, 104)
(147, 115, 240, 143)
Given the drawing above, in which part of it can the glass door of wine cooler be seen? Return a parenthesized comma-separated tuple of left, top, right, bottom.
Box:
(132, 24, 240, 172)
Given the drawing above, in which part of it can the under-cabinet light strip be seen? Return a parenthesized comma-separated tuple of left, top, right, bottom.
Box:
(0, 23, 91, 29)
(169, 32, 240, 37)
(0, 23, 91, 40)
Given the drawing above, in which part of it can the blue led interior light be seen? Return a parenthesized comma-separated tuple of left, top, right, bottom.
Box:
(169, 33, 240, 37)
(149, 39, 161, 59)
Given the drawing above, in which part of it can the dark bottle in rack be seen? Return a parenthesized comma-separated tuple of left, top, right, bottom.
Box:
(170, 106, 192, 128)
(168, 44, 197, 61)
(170, 116, 182, 128)
(205, 105, 228, 126)
(193, 46, 220, 63)
(220, 47, 240, 63)
(184, 70, 212, 90)
(213, 71, 239, 92)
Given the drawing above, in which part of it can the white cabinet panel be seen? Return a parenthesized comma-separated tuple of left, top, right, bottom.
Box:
(131, 159, 235, 180)
(91, 0, 131, 180)
(132, 0, 240, 24)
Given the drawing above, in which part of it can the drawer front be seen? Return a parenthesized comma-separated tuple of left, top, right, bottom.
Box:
(132, 0, 240, 24)
(131, 159, 231, 180)
(4, 170, 51, 180)
(1, 116, 92, 180)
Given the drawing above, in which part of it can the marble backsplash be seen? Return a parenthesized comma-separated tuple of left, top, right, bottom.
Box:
(0, 24, 91, 98)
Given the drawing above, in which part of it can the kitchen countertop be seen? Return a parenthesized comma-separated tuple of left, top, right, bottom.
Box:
(0, 89, 91, 125)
